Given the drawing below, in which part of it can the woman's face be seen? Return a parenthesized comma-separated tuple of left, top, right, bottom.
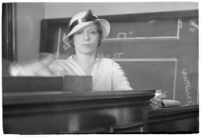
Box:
(73, 23, 99, 55)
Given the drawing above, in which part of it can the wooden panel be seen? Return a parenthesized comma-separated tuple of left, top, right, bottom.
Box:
(3, 76, 92, 92)
(148, 105, 199, 133)
(3, 90, 155, 134)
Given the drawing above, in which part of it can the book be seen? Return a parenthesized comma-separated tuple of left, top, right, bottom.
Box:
(162, 100, 181, 107)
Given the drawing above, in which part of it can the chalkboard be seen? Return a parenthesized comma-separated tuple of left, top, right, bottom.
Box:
(40, 10, 198, 105)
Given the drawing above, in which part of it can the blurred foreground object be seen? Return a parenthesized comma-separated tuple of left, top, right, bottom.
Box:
(3, 76, 92, 92)
(149, 90, 181, 109)
(9, 54, 56, 76)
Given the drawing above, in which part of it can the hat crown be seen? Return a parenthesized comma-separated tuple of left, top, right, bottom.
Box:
(69, 10, 98, 26)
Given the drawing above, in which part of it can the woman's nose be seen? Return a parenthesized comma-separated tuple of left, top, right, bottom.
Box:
(83, 31, 90, 40)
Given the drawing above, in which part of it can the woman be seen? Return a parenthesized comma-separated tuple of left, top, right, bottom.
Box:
(9, 10, 132, 91)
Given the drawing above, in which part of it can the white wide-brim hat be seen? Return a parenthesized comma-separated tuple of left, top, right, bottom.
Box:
(63, 10, 110, 46)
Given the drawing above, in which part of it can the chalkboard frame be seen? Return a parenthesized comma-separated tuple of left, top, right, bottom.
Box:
(40, 10, 198, 53)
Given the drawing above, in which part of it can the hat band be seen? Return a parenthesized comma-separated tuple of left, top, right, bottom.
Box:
(69, 11, 98, 31)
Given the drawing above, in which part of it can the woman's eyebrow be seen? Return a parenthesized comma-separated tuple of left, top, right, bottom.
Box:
(87, 27, 97, 30)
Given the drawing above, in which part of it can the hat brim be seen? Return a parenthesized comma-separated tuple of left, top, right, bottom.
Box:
(63, 19, 110, 46)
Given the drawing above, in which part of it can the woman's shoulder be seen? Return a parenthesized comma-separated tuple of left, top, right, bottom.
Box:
(99, 58, 120, 67)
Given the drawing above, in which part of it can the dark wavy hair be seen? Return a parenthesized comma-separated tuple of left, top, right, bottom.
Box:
(68, 21, 103, 48)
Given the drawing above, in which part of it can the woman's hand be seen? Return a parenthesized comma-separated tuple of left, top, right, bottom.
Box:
(9, 55, 56, 76)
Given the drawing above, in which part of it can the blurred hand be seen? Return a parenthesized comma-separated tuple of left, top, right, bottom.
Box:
(9, 55, 56, 76)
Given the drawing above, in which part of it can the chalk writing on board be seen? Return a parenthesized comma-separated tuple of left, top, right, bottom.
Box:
(58, 19, 186, 47)
(105, 19, 182, 41)
(177, 19, 182, 39)
(113, 52, 124, 58)
(181, 68, 195, 105)
(189, 20, 198, 32)
(117, 32, 127, 39)
(128, 31, 134, 36)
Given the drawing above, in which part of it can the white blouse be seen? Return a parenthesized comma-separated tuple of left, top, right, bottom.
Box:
(49, 56, 132, 91)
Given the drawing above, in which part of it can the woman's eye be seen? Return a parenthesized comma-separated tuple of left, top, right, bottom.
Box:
(90, 30, 98, 34)
(76, 31, 82, 35)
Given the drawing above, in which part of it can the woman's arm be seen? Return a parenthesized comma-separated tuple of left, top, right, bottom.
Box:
(111, 61, 133, 90)
(9, 55, 56, 76)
